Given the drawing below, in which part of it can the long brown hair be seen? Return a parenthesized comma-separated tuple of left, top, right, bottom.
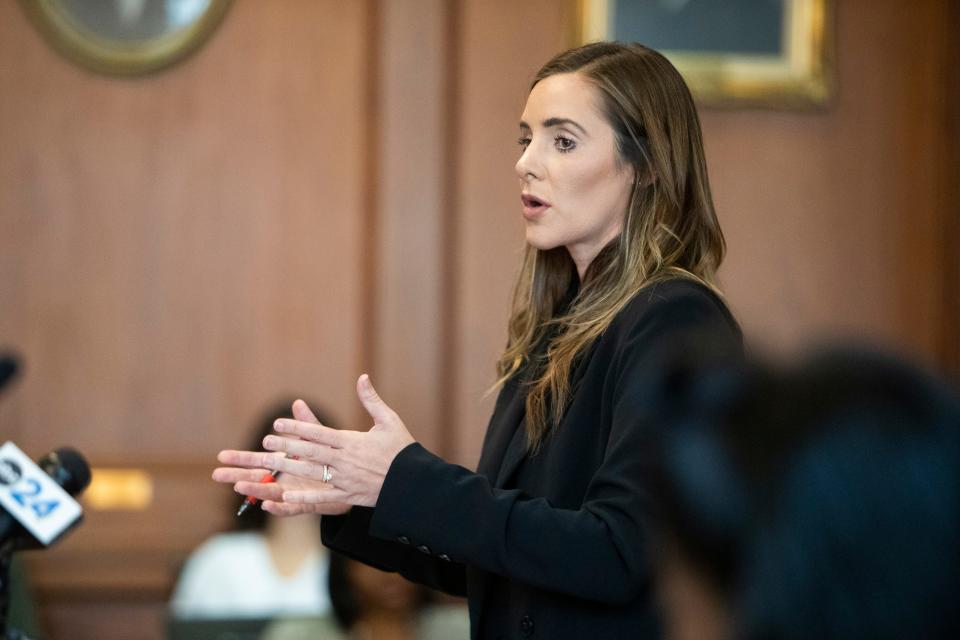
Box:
(495, 42, 726, 451)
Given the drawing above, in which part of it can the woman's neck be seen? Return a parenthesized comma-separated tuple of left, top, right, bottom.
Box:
(566, 223, 623, 281)
(264, 516, 322, 577)
(569, 248, 591, 282)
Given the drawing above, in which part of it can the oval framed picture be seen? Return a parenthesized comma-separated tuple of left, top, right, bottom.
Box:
(20, 0, 233, 76)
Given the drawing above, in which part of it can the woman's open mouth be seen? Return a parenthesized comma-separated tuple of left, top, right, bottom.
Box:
(521, 193, 551, 219)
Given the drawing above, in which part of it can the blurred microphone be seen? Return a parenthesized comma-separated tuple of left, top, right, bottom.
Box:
(0, 443, 91, 553)
(0, 357, 18, 394)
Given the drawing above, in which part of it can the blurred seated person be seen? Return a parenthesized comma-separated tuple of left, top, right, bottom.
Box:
(645, 346, 960, 640)
(263, 551, 470, 640)
(169, 399, 334, 620)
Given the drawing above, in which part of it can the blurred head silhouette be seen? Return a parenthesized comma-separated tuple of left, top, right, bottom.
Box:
(646, 345, 960, 640)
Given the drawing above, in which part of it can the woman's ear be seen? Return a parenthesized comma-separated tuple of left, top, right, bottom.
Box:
(639, 165, 657, 189)
(627, 163, 655, 192)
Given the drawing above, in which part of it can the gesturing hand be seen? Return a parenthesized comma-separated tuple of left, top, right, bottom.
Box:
(214, 374, 415, 513)
(213, 399, 351, 517)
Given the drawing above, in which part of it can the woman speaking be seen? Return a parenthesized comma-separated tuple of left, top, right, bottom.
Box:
(214, 42, 741, 638)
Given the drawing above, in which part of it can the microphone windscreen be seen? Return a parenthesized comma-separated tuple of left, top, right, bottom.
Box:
(38, 448, 92, 496)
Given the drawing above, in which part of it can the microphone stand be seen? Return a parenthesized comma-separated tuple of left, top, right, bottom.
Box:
(0, 540, 36, 640)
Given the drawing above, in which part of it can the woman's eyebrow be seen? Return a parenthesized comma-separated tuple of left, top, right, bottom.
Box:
(519, 117, 588, 136)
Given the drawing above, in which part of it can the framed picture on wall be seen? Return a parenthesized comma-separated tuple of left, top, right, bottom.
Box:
(575, 0, 832, 108)
(19, 0, 233, 76)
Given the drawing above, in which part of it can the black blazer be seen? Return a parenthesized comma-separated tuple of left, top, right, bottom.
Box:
(322, 279, 742, 639)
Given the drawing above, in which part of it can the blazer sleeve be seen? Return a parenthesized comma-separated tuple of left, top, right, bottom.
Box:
(327, 286, 739, 603)
(321, 507, 468, 596)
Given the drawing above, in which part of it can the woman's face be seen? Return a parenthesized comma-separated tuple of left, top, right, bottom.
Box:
(515, 72, 635, 275)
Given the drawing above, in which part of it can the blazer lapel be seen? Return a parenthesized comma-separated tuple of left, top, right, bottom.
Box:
(493, 339, 600, 489)
(476, 377, 527, 481)
(494, 416, 528, 488)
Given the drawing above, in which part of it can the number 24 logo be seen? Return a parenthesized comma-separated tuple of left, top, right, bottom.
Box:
(11, 478, 60, 518)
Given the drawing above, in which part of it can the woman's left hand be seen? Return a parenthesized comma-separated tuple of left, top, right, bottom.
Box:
(262, 374, 415, 508)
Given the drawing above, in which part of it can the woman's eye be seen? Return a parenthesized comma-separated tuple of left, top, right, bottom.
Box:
(517, 136, 531, 148)
(554, 136, 576, 152)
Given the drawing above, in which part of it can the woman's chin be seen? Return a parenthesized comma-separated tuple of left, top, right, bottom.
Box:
(524, 227, 561, 251)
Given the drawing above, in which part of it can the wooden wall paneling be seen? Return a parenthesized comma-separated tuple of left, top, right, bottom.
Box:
(0, 0, 368, 461)
(356, 0, 382, 428)
(889, 0, 953, 370)
(925, 0, 960, 381)
(41, 602, 167, 640)
(703, 1, 937, 355)
(437, 0, 463, 460)
(372, 0, 450, 452)
(0, 1, 372, 637)
(449, 0, 572, 467)
(946, 0, 960, 380)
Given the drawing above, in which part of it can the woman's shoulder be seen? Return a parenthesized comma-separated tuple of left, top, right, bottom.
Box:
(614, 277, 738, 335)
(597, 277, 742, 381)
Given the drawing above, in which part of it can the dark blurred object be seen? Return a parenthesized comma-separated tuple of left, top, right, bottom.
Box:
(0, 355, 19, 395)
(36, 449, 92, 505)
(166, 616, 269, 640)
(5, 557, 39, 639)
(647, 345, 960, 640)
(0, 356, 33, 637)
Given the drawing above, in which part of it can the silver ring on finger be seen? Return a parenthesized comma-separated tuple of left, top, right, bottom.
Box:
(322, 464, 333, 484)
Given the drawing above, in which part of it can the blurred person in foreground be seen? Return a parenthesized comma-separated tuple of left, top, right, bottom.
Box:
(214, 41, 742, 638)
(170, 400, 334, 620)
(645, 346, 960, 640)
(264, 551, 469, 640)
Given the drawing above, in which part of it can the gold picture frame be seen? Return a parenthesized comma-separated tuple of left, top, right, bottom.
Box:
(19, 0, 232, 76)
(575, 0, 832, 108)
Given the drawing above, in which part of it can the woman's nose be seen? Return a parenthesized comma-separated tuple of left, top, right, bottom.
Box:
(515, 146, 541, 182)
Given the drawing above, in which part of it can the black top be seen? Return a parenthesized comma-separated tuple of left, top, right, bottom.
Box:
(322, 278, 742, 639)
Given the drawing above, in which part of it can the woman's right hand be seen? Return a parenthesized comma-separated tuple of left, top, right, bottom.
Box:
(212, 399, 352, 517)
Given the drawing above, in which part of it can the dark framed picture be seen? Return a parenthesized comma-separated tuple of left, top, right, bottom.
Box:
(575, 0, 832, 107)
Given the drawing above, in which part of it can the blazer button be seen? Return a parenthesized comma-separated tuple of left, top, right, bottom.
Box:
(438, 553, 451, 562)
(397, 536, 410, 545)
(416, 544, 431, 554)
(519, 614, 534, 637)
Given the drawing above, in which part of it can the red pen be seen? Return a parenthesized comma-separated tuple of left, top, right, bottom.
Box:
(236, 455, 297, 517)
(236, 469, 279, 517)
